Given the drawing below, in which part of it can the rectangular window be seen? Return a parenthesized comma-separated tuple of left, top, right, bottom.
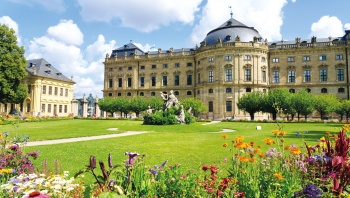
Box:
(208, 101, 213, 112)
(64, 105, 67, 113)
(272, 58, 279, 63)
(109, 68, 113, 72)
(187, 74, 192, 85)
(226, 101, 232, 112)
(128, 66, 132, 70)
(187, 62, 192, 67)
(48, 104, 51, 113)
(59, 105, 62, 113)
(65, 89, 68, 97)
(118, 78, 122, 87)
(27, 85, 31, 93)
(140, 65, 145, 69)
(174, 75, 179, 86)
(127, 78, 132, 87)
(175, 63, 180, 67)
(273, 71, 279, 83)
(320, 69, 327, 81)
(140, 77, 145, 87)
(244, 55, 251, 60)
(151, 76, 156, 86)
(49, 86, 52, 95)
(303, 56, 310, 61)
(262, 71, 266, 82)
(319, 55, 327, 61)
(163, 64, 168, 68)
(209, 71, 214, 82)
(336, 54, 343, 60)
(152, 65, 156, 69)
(60, 88, 63, 96)
(245, 69, 251, 81)
(261, 57, 266, 62)
(226, 69, 232, 81)
(41, 104, 45, 112)
(337, 69, 344, 81)
(304, 70, 311, 82)
(109, 79, 113, 88)
(118, 67, 122, 71)
(42, 85, 46, 94)
(54, 87, 58, 95)
(162, 76, 168, 86)
(225, 56, 232, 61)
(287, 57, 295, 62)
(197, 73, 200, 84)
(288, 71, 295, 82)
(208, 57, 214, 62)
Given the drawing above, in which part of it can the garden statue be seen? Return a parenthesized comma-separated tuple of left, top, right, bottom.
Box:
(160, 90, 179, 110)
(146, 106, 153, 114)
(176, 105, 186, 124)
(187, 107, 193, 116)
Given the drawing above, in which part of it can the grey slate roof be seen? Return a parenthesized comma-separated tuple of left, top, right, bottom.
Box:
(203, 18, 263, 45)
(110, 43, 144, 58)
(26, 58, 74, 83)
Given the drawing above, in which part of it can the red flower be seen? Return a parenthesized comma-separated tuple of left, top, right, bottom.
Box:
(202, 164, 208, 171)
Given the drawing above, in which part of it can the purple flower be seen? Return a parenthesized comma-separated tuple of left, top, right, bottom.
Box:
(149, 168, 158, 175)
(27, 151, 40, 159)
(12, 186, 19, 192)
(125, 152, 140, 166)
(294, 184, 322, 198)
(296, 131, 300, 136)
(9, 144, 19, 151)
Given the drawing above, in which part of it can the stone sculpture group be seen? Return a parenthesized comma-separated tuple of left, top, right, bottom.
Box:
(147, 90, 189, 124)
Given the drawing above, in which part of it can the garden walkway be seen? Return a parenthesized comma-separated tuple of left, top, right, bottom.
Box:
(26, 131, 147, 147)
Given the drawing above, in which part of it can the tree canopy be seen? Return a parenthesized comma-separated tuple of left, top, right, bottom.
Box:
(0, 24, 28, 104)
(237, 92, 264, 120)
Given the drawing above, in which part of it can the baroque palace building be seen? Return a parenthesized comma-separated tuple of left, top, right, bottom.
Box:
(0, 58, 76, 117)
(103, 17, 350, 120)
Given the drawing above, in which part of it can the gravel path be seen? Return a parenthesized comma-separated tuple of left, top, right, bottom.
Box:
(26, 131, 147, 147)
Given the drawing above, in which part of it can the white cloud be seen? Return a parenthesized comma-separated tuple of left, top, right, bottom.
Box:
(190, 0, 288, 45)
(26, 21, 117, 98)
(0, 16, 21, 43)
(47, 20, 84, 46)
(291, 0, 296, 2)
(8, 0, 66, 12)
(133, 43, 158, 52)
(76, 0, 202, 32)
(309, 16, 344, 38)
(345, 23, 350, 30)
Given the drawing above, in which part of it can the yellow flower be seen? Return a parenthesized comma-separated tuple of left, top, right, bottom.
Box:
(271, 130, 280, 135)
(235, 136, 244, 142)
(239, 156, 249, 162)
(273, 173, 283, 179)
(278, 131, 286, 136)
(223, 143, 228, 147)
(221, 134, 228, 139)
(264, 138, 272, 145)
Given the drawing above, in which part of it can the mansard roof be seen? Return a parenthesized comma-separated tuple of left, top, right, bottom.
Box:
(26, 58, 74, 83)
(110, 43, 144, 58)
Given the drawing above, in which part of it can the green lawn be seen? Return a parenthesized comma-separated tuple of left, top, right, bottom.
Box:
(1, 120, 344, 179)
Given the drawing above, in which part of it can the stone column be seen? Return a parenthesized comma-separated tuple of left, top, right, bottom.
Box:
(82, 94, 88, 117)
(95, 95, 101, 117)
(71, 94, 79, 116)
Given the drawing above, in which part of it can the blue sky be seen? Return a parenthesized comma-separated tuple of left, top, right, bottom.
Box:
(1, 0, 349, 98)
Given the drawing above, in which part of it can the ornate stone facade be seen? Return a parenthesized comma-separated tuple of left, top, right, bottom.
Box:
(103, 18, 350, 120)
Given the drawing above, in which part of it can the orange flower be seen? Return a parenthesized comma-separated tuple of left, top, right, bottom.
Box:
(290, 147, 301, 155)
(250, 141, 254, 146)
(278, 131, 286, 136)
(249, 158, 255, 163)
(221, 134, 228, 139)
(264, 138, 272, 145)
(273, 173, 283, 179)
(258, 153, 264, 158)
(271, 130, 280, 135)
(284, 145, 290, 150)
(239, 156, 249, 162)
(240, 169, 245, 173)
(334, 135, 338, 139)
(235, 136, 244, 142)
(223, 143, 228, 147)
(254, 147, 260, 152)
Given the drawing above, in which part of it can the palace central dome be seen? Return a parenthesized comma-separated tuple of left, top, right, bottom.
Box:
(203, 18, 263, 45)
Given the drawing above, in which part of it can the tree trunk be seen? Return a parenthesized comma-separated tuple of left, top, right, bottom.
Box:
(297, 112, 300, 121)
(250, 112, 255, 121)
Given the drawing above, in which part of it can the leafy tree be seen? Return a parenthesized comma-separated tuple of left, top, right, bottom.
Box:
(98, 97, 118, 116)
(147, 97, 163, 111)
(180, 98, 207, 117)
(341, 100, 350, 121)
(262, 88, 290, 120)
(237, 92, 263, 120)
(334, 100, 345, 121)
(291, 90, 315, 121)
(314, 93, 339, 120)
(0, 24, 28, 104)
(129, 96, 148, 117)
(116, 98, 131, 118)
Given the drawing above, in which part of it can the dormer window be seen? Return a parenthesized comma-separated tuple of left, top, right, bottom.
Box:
(45, 70, 51, 74)
(226, 21, 232, 26)
(225, 35, 231, 41)
(30, 63, 36, 67)
(56, 73, 62, 76)
(46, 64, 51, 68)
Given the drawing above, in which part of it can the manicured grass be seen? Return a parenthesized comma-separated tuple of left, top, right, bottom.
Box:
(1, 120, 344, 181)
